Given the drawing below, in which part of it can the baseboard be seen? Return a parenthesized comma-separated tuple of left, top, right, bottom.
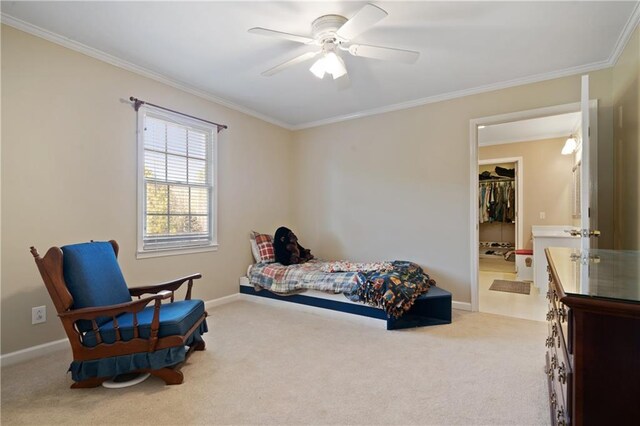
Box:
(0, 338, 69, 368)
(204, 293, 241, 310)
(452, 301, 472, 311)
(0, 293, 242, 368)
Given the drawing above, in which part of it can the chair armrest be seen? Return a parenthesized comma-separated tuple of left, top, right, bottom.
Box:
(59, 292, 173, 351)
(58, 295, 162, 321)
(129, 273, 202, 300)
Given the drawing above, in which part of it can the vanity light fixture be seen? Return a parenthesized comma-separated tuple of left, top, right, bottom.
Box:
(561, 136, 578, 155)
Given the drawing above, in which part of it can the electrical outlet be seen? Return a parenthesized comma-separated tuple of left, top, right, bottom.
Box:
(32, 306, 46, 324)
(539, 212, 546, 220)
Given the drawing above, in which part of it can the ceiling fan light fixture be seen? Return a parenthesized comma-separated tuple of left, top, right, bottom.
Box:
(250, 4, 419, 79)
(310, 51, 347, 79)
(310, 56, 327, 79)
(324, 52, 347, 79)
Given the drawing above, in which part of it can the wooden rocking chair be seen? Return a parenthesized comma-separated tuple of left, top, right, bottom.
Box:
(30, 240, 208, 388)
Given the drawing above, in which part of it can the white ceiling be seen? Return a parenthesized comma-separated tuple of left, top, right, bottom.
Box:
(478, 112, 581, 146)
(2, 1, 638, 129)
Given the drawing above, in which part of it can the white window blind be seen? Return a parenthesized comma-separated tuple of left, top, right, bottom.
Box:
(137, 106, 217, 255)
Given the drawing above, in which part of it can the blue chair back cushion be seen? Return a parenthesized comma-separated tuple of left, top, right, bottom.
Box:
(61, 241, 132, 330)
(82, 299, 205, 347)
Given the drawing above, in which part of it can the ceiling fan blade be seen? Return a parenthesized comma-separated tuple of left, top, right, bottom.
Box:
(248, 27, 315, 44)
(336, 3, 388, 40)
(347, 44, 419, 63)
(261, 51, 320, 76)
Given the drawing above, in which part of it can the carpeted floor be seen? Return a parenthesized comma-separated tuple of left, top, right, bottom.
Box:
(1, 300, 550, 425)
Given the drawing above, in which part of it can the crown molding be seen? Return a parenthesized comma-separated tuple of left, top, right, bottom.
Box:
(289, 2, 640, 131)
(291, 59, 611, 130)
(607, 1, 640, 67)
(3, 3, 639, 133)
(0, 13, 294, 130)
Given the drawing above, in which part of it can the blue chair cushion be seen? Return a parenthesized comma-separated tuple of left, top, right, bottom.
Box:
(62, 241, 132, 330)
(82, 299, 205, 348)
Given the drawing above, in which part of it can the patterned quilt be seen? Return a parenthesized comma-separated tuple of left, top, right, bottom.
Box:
(248, 260, 434, 318)
(356, 261, 435, 318)
(248, 260, 362, 296)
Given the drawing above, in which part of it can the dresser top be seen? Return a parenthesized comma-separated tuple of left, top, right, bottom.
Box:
(547, 247, 640, 304)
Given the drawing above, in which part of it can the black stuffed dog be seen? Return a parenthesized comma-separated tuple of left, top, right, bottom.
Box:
(274, 227, 314, 266)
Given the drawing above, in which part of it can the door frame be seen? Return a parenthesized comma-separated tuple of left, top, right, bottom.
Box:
(469, 100, 598, 312)
(478, 156, 524, 254)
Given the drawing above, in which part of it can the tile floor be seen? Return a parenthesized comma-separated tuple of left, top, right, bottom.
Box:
(479, 258, 547, 322)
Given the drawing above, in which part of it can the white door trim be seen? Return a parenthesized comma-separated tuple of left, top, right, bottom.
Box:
(479, 156, 524, 253)
(469, 100, 598, 312)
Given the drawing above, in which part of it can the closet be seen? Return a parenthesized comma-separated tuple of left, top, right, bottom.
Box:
(478, 161, 516, 272)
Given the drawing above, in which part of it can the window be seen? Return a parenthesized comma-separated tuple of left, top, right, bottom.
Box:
(137, 105, 217, 257)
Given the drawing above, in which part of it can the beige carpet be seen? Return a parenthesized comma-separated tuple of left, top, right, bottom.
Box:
(1, 300, 549, 425)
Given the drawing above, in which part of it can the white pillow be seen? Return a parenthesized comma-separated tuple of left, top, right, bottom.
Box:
(250, 236, 260, 263)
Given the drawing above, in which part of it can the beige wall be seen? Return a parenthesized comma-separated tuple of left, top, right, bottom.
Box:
(613, 25, 640, 249)
(480, 138, 575, 249)
(292, 70, 614, 304)
(0, 26, 295, 354)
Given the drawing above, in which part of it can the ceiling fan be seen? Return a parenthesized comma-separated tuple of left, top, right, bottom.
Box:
(248, 3, 420, 80)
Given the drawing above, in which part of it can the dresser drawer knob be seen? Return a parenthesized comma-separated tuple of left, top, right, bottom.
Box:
(546, 366, 555, 381)
(557, 307, 567, 323)
(557, 407, 566, 426)
(551, 324, 558, 338)
(551, 354, 558, 369)
(545, 337, 554, 348)
(558, 363, 566, 384)
(546, 309, 554, 321)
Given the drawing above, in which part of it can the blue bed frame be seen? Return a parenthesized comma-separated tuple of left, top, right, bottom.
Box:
(240, 283, 452, 330)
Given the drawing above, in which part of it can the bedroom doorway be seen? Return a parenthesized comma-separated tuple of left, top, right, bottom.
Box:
(469, 96, 598, 321)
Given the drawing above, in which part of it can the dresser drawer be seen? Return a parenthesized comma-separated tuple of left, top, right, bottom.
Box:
(546, 351, 571, 425)
(547, 270, 572, 354)
(546, 304, 571, 355)
(551, 343, 572, 421)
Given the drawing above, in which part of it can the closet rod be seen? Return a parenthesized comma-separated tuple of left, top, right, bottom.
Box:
(479, 178, 515, 183)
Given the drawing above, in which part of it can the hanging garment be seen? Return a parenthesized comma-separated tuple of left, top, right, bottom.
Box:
(508, 183, 516, 222)
(479, 184, 486, 223)
(488, 183, 496, 222)
(479, 180, 514, 223)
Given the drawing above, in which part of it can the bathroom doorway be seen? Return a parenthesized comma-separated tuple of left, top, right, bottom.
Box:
(473, 109, 585, 321)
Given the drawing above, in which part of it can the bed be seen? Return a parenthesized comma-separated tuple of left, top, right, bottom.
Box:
(240, 259, 452, 330)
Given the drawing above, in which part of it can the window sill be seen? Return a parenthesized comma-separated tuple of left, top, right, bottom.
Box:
(136, 244, 219, 259)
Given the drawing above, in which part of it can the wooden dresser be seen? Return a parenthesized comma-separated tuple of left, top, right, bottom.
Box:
(545, 248, 640, 425)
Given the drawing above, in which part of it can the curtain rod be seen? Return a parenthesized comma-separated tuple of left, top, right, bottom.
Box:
(129, 97, 228, 132)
